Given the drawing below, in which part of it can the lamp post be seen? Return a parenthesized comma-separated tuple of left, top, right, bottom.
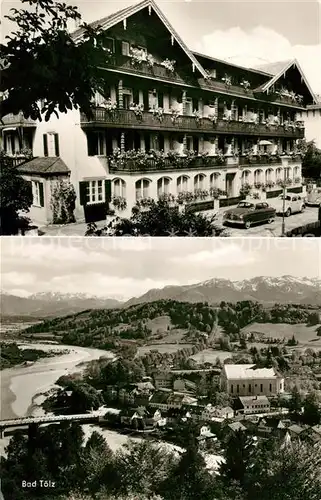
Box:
(281, 156, 289, 237)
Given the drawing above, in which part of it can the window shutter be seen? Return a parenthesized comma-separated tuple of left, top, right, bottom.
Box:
(105, 179, 112, 202)
(39, 182, 44, 207)
(79, 181, 88, 206)
(43, 134, 48, 157)
(54, 134, 60, 156)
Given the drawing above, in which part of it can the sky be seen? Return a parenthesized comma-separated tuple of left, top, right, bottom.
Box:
(1, 0, 321, 95)
(1, 237, 320, 299)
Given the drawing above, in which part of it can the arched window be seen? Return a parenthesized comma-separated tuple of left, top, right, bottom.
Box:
(135, 178, 150, 200)
(194, 173, 206, 190)
(210, 172, 220, 188)
(276, 167, 282, 180)
(157, 177, 171, 197)
(241, 170, 251, 185)
(265, 169, 273, 183)
(285, 167, 292, 179)
(177, 175, 189, 193)
(254, 169, 263, 184)
(113, 178, 126, 197)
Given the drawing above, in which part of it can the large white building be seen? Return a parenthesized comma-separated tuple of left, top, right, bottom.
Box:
(220, 364, 284, 397)
(298, 103, 321, 149)
(1, 0, 318, 226)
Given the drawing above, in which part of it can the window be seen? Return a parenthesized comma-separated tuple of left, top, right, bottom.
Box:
(177, 175, 189, 193)
(136, 179, 150, 200)
(249, 384, 252, 393)
(113, 178, 126, 198)
(32, 181, 44, 207)
(237, 384, 239, 393)
(194, 173, 205, 190)
(260, 384, 263, 392)
(157, 177, 170, 197)
(123, 88, 133, 110)
(231, 384, 233, 394)
(122, 41, 130, 56)
(4, 132, 16, 155)
(43, 133, 59, 157)
(86, 180, 105, 204)
(269, 384, 272, 392)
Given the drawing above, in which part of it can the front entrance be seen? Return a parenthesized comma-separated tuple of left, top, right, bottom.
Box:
(226, 173, 236, 197)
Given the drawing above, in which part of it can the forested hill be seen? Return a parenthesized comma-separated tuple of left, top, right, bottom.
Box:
(21, 299, 320, 351)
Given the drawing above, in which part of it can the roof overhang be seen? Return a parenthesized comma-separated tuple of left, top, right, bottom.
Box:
(73, 0, 208, 79)
(255, 59, 318, 104)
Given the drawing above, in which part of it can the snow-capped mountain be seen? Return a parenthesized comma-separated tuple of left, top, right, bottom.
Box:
(1, 291, 122, 318)
(124, 276, 321, 307)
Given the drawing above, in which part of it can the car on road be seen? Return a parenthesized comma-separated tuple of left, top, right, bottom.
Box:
(306, 188, 321, 206)
(272, 194, 305, 216)
(223, 201, 276, 229)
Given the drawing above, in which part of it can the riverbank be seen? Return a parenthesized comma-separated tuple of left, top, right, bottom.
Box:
(0, 344, 114, 420)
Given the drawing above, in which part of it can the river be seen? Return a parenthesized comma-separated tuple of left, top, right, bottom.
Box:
(0, 343, 115, 420)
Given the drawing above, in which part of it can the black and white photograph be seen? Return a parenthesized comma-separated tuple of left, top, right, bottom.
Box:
(0, 0, 321, 237)
(1, 0, 321, 499)
(0, 237, 321, 499)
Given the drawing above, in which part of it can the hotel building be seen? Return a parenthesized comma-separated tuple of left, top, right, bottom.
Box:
(0, 0, 318, 224)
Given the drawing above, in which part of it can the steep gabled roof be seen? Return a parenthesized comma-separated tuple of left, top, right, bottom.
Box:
(72, 0, 207, 78)
(253, 59, 317, 103)
(252, 60, 293, 76)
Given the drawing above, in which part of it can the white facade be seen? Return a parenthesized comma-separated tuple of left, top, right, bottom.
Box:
(298, 104, 321, 149)
(220, 364, 284, 397)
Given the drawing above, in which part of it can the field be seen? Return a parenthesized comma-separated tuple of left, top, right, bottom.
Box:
(242, 322, 321, 350)
(189, 349, 232, 364)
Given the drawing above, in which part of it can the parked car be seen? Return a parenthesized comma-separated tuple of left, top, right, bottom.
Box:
(272, 194, 305, 216)
(306, 188, 321, 206)
(223, 201, 276, 229)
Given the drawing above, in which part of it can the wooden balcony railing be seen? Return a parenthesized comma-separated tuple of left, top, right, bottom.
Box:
(239, 155, 286, 166)
(0, 112, 36, 128)
(81, 108, 304, 138)
(109, 155, 227, 173)
(106, 55, 196, 85)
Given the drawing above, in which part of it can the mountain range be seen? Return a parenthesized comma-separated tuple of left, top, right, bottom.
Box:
(1, 276, 320, 318)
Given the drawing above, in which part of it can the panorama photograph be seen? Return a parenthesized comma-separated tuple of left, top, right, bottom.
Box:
(0, 237, 321, 499)
(0, 0, 321, 237)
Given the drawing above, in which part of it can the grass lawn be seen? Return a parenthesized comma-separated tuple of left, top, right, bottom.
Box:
(137, 343, 193, 355)
(242, 322, 321, 349)
(189, 349, 232, 364)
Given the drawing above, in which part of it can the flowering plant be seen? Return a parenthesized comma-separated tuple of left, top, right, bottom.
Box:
(130, 102, 144, 119)
(193, 110, 202, 123)
(102, 97, 117, 113)
(112, 196, 127, 210)
(130, 47, 147, 65)
(240, 79, 251, 91)
(222, 74, 232, 87)
(194, 189, 209, 200)
(158, 193, 176, 203)
(265, 181, 276, 189)
(161, 59, 176, 72)
(209, 187, 225, 199)
(294, 177, 302, 184)
(170, 107, 180, 123)
(208, 113, 217, 123)
(152, 107, 164, 122)
(216, 149, 225, 165)
(176, 191, 194, 204)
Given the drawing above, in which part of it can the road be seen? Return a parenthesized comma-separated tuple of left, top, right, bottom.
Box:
(215, 205, 319, 237)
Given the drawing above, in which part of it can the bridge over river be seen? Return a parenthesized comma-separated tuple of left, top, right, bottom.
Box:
(0, 409, 107, 438)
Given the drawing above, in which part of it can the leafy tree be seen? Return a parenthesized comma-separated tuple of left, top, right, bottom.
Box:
(0, 152, 33, 235)
(303, 392, 321, 425)
(307, 311, 320, 326)
(161, 440, 215, 500)
(1, 0, 108, 121)
(111, 199, 225, 237)
(301, 140, 321, 180)
(220, 430, 254, 486)
(245, 440, 321, 500)
(112, 440, 176, 497)
(288, 385, 303, 415)
(80, 431, 113, 495)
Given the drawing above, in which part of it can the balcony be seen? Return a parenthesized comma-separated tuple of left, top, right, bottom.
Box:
(239, 155, 283, 167)
(105, 55, 196, 86)
(81, 108, 304, 138)
(0, 112, 36, 128)
(108, 155, 227, 173)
